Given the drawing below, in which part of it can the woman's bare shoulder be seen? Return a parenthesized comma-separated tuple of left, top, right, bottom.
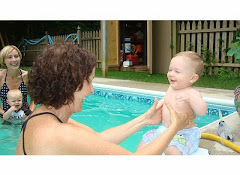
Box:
(49, 123, 100, 154)
(0, 69, 6, 82)
(57, 122, 96, 138)
(0, 69, 6, 76)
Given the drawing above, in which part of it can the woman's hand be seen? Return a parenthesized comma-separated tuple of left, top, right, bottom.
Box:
(143, 98, 164, 125)
(175, 93, 190, 103)
(166, 101, 197, 130)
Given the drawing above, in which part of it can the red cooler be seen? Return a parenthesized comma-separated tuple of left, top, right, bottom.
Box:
(126, 54, 139, 65)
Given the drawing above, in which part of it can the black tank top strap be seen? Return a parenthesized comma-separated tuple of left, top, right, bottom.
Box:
(21, 112, 63, 155)
(19, 69, 24, 82)
(4, 71, 7, 82)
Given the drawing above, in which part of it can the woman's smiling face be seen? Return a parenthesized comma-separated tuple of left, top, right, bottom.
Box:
(71, 67, 95, 113)
(5, 49, 21, 70)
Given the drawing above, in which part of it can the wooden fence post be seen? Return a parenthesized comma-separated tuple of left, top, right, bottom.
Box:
(172, 21, 178, 57)
(101, 20, 108, 78)
(77, 26, 81, 45)
(0, 32, 5, 48)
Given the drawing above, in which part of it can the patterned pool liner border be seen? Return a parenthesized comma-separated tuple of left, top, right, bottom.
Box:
(93, 83, 236, 117)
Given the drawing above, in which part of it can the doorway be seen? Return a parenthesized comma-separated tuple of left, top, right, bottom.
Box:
(119, 21, 147, 71)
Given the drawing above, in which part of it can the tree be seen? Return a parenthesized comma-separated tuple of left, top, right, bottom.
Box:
(0, 21, 100, 46)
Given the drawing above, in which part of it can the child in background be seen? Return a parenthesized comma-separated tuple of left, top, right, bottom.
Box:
(234, 85, 240, 117)
(137, 51, 208, 155)
(3, 89, 31, 120)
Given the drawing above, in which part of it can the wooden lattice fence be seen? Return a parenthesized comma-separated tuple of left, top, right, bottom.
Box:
(80, 30, 101, 68)
(175, 20, 240, 76)
(21, 29, 102, 68)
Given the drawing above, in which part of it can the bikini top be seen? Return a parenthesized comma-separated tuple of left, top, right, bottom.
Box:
(21, 112, 63, 155)
(0, 69, 29, 111)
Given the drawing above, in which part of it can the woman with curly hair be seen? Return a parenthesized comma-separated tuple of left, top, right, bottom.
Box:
(0, 45, 36, 120)
(16, 42, 196, 155)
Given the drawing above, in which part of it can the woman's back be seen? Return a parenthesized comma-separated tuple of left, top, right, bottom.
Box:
(16, 111, 65, 155)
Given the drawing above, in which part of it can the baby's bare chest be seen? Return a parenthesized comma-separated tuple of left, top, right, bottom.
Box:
(164, 90, 193, 114)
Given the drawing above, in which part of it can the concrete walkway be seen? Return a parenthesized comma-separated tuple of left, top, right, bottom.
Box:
(93, 77, 240, 155)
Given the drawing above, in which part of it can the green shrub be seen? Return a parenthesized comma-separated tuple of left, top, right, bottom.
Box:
(227, 28, 240, 61)
(217, 67, 238, 80)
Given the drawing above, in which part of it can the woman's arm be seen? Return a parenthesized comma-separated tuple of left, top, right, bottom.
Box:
(98, 98, 163, 144)
(0, 71, 6, 116)
(136, 124, 179, 154)
(68, 98, 163, 145)
(62, 101, 195, 155)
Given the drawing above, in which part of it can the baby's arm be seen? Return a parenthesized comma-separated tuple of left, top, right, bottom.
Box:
(2, 106, 16, 120)
(176, 90, 208, 116)
(188, 94, 208, 116)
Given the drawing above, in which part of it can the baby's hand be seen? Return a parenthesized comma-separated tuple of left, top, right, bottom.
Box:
(10, 105, 19, 112)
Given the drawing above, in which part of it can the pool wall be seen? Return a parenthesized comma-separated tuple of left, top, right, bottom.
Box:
(93, 83, 236, 127)
(93, 83, 235, 107)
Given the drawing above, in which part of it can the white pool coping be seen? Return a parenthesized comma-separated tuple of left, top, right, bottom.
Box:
(199, 111, 237, 130)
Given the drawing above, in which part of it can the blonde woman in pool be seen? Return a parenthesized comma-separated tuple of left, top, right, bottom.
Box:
(0, 45, 36, 120)
(137, 51, 208, 155)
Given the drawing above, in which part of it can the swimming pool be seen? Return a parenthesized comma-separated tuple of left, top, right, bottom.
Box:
(0, 84, 236, 155)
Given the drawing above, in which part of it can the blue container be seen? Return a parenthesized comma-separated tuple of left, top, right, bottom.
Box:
(124, 38, 131, 42)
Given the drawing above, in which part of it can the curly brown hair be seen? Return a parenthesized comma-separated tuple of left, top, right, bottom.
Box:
(28, 42, 96, 109)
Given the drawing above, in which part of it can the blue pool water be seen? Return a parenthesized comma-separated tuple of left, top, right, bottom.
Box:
(0, 86, 236, 155)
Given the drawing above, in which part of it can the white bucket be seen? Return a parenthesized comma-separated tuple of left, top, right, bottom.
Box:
(123, 60, 132, 67)
(125, 43, 131, 53)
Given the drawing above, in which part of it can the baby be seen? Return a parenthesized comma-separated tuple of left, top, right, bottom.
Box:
(3, 89, 31, 120)
(137, 51, 208, 155)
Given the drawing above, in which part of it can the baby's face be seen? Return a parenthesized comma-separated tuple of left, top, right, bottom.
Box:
(167, 56, 197, 90)
(7, 94, 23, 110)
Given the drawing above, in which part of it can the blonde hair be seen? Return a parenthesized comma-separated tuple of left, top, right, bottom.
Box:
(174, 51, 204, 76)
(7, 89, 22, 100)
(0, 45, 22, 68)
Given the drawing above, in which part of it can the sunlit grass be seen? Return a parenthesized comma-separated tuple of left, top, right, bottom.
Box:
(95, 68, 239, 90)
(20, 67, 238, 90)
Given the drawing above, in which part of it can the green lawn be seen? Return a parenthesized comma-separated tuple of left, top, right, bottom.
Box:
(21, 67, 239, 90)
(20, 66, 32, 71)
(95, 68, 239, 90)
